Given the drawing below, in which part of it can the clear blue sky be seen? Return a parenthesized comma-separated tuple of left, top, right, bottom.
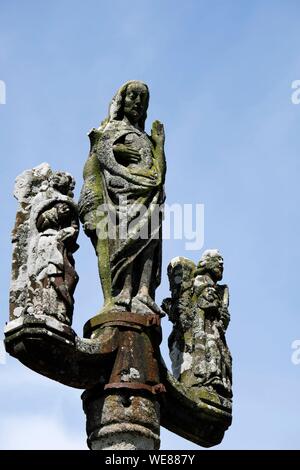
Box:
(1, 0, 300, 449)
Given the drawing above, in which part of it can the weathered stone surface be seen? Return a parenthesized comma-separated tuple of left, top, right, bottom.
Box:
(90, 430, 156, 450)
(82, 389, 160, 450)
(160, 366, 232, 447)
(10, 163, 79, 325)
(4, 314, 118, 389)
(163, 250, 232, 398)
(159, 250, 232, 446)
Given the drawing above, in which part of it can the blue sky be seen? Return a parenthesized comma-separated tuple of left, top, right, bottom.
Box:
(1, 0, 300, 449)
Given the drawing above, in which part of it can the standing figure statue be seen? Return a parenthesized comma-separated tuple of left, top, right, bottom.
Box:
(6, 86, 233, 451)
(79, 81, 166, 318)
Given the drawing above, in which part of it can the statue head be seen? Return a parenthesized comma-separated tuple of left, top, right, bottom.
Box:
(108, 80, 149, 130)
(50, 171, 75, 196)
(197, 249, 224, 282)
(167, 256, 196, 298)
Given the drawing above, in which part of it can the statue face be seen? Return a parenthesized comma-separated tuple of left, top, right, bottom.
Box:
(206, 254, 224, 281)
(123, 83, 148, 124)
(51, 172, 74, 195)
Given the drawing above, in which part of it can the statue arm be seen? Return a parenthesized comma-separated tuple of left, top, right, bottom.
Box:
(78, 149, 104, 236)
(97, 132, 158, 188)
(219, 285, 230, 330)
(112, 143, 141, 164)
(151, 120, 166, 186)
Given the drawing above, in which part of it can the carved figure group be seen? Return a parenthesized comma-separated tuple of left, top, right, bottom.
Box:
(164, 249, 232, 398)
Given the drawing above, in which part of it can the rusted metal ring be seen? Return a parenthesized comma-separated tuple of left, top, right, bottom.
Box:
(104, 382, 166, 395)
(84, 310, 161, 337)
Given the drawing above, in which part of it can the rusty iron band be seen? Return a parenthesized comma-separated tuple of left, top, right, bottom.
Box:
(84, 310, 161, 336)
(104, 382, 166, 395)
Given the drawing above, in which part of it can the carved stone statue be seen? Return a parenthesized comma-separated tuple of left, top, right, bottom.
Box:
(10, 163, 79, 325)
(79, 81, 166, 318)
(5, 84, 233, 451)
(164, 249, 232, 398)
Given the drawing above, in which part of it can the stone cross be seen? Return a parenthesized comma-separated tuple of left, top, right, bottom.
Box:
(5, 82, 232, 450)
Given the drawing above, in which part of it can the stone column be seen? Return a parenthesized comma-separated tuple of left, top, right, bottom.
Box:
(82, 311, 163, 450)
(82, 389, 160, 450)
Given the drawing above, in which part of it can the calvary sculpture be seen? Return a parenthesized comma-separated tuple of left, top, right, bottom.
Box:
(5, 81, 232, 450)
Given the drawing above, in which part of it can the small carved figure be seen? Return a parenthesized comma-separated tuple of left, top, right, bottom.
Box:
(164, 250, 232, 398)
(10, 164, 79, 325)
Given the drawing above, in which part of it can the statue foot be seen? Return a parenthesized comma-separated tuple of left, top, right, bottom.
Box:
(132, 293, 162, 316)
(113, 291, 132, 311)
